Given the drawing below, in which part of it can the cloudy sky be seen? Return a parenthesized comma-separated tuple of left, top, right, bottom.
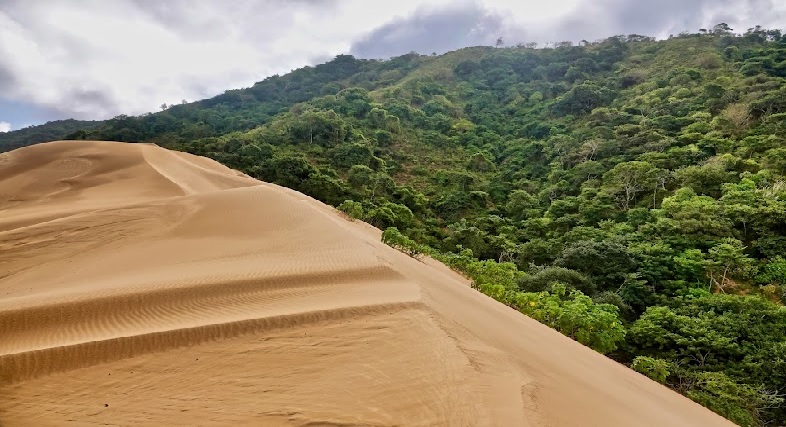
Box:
(1, 0, 784, 131)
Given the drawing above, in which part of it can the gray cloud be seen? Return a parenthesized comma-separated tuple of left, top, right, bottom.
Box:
(0, 64, 16, 92)
(132, 0, 344, 49)
(0, 0, 368, 120)
(549, 0, 784, 43)
(350, 0, 786, 59)
(67, 89, 118, 115)
(350, 3, 504, 58)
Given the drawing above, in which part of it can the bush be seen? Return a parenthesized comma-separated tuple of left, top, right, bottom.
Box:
(519, 266, 594, 294)
(381, 227, 423, 259)
(501, 283, 627, 354)
(462, 259, 522, 290)
(632, 356, 670, 383)
(686, 372, 783, 427)
(338, 200, 364, 220)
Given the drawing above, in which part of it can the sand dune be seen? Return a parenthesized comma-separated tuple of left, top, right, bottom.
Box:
(0, 141, 732, 426)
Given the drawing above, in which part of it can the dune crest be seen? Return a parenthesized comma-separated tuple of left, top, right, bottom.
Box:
(0, 141, 732, 426)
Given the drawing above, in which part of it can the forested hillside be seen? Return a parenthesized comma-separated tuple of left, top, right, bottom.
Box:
(0, 119, 100, 152)
(4, 24, 786, 426)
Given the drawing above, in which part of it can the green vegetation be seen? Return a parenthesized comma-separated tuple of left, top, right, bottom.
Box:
(381, 227, 422, 259)
(4, 24, 786, 426)
(0, 119, 100, 151)
(480, 281, 626, 354)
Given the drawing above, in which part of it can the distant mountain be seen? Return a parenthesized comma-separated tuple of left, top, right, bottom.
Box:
(0, 119, 101, 152)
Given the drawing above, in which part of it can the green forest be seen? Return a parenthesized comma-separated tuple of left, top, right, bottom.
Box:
(3, 24, 786, 426)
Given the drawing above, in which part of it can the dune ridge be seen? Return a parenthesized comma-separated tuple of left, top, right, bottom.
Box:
(0, 141, 733, 426)
(0, 302, 422, 385)
(0, 265, 412, 355)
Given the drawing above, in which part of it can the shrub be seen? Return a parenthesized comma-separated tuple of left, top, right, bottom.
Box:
(478, 283, 627, 354)
(632, 356, 671, 383)
(381, 227, 423, 259)
(338, 200, 364, 220)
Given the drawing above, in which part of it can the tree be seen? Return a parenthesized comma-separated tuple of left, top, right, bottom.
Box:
(555, 239, 636, 292)
(335, 87, 373, 118)
(505, 190, 540, 221)
(263, 153, 315, 188)
(329, 143, 375, 169)
(518, 266, 594, 294)
(290, 110, 348, 147)
(719, 179, 758, 236)
(467, 152, 494, 172)
(603, 161, 662, 211)
(552, 82, 614, 116)
(674, 160, 738, 198)
(628, 292, 786, 425)
(712, 23, 734, 35)
(649, 188, 733, 247)
(687, 372, 783, 427)
(705, 239, 757, 292)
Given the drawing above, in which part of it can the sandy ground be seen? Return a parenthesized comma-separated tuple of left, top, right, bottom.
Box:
(0, 141, 733, 426)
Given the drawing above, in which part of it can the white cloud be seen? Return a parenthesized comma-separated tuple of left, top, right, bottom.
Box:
(0, 0, 432, 119)
(0, 0, 783, 122)
(0, 122, 11, 133)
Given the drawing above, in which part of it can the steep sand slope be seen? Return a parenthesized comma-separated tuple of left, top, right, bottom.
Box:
(0, 141, 732, 426)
